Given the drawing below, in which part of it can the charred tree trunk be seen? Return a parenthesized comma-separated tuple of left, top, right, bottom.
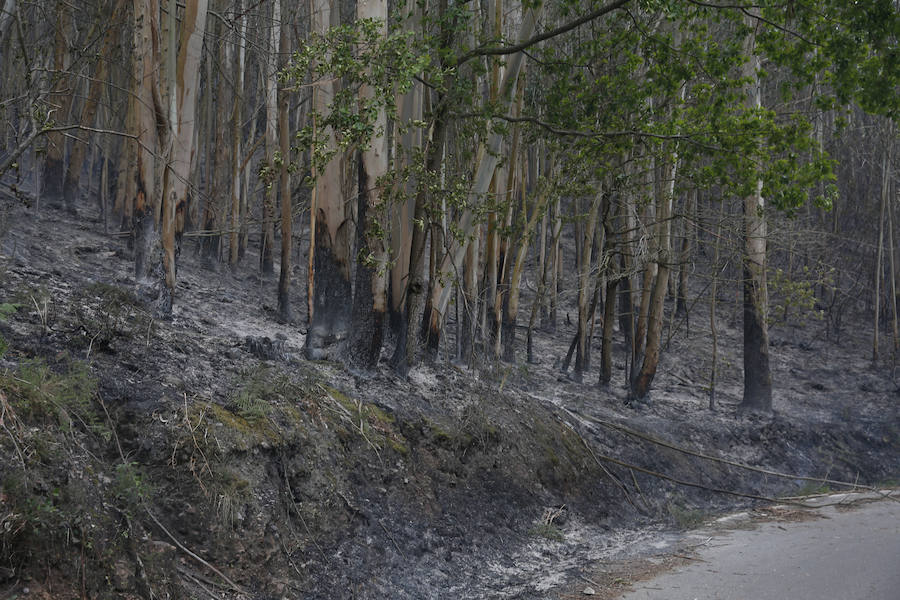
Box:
(305, 0, 353, 360)
(276, 1, 292, 323)
(348, 0, 389, 371)
(43, 2, 73, 209)
(739, 20, 772, 412)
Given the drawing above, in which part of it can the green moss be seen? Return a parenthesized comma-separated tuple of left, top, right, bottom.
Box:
(204, 402, 282, 448)
(387, 437, 410, 455)
(426, 419, 454, 444)
(316, 386, 411, 456)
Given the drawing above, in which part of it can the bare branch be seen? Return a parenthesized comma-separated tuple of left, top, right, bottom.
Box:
(455, 0, 632, 66)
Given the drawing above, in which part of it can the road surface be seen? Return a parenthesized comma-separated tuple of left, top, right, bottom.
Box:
(619, 494, 900, 600)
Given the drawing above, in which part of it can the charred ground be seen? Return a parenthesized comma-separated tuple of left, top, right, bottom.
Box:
(0, 200, 898, 599)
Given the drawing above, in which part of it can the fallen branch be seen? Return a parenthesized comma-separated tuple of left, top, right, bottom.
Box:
(564, 406, 875, 492)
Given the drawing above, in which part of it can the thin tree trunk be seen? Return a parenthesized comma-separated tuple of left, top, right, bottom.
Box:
(888, 170, 899, 358)
(709, 197, 726, 411)
(503, 175, 550, 363)
(599, 276, 618, 386)
(873, 146, 889, 363)
(574, 192, 603, 382)
(676, 189, 695, 322)
(545, 199, 562, 331)
(228, 0, 246, 270)
(632, 151, 677, 401)
(424, 5, 543, 352)
(260, 0, 280, 275)
(276, 0, 292, 323)
(43, 2, 73, 209)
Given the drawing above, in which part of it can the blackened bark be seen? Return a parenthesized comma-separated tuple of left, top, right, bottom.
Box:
(561, 332, 578, 373)
(304, 229, 352, 360)
(276, 43, 292, 324)
(348, 157, 385, 371)
(599, 277, 618, 386)
(501, 295, 516, 363)
(741, 264, 772, 411)
(260, 191, 275, 274)
(43, 157, 65, 208)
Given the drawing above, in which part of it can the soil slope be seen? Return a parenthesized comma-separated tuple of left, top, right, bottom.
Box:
(0, 200, 898, 599)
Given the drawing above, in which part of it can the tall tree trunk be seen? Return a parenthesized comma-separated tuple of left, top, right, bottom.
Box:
(305, 0, 353, 360)
(709, 197, 726, 411)
(574, 192, 604, 382)
(873, 144, 889, 363)
(887, 159, 899, 359)
(425, 5, 543, 351)
(675, 189, 695, 321)
(461, 230, 479, 364)
(132, 0, 165, 296)
(276, 0, 292, 323)
(260, 0, 280, 275)
(200, 19, 224, 263)
(43, 1, 73, 209)
(154, 0, 207, 314)
(503, 175, 550, 363)
(739, 18, 773, 412)
(388, 2, 421, 332)
(348, 0, 389, 371)
(632, 145, 679, 401)
(599, 206, 620, 387)
(544, 198, 562, 331)
(228, 0, 246, 270)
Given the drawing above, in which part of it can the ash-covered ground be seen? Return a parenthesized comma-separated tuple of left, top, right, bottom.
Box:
(1, 198, 897, 599)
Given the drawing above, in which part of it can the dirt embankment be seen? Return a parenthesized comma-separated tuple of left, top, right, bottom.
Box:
(1, 204, 898, 599)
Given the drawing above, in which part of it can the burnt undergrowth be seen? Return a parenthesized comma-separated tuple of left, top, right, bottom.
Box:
(0, 204, 898, 599)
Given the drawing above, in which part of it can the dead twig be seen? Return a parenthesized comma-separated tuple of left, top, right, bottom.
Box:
(379, 519, 405, 558)
(144, 505, 245, 595)
(176, 565, 222, 600)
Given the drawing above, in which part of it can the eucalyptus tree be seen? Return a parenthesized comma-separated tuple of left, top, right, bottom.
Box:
(128, 0, 208, 313)
(285, 1, 426, 365)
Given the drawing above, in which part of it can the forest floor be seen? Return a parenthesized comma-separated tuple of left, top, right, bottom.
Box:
(0, 196, 898, 599)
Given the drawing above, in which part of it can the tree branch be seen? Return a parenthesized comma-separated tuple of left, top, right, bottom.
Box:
(684, 0, 819, 46)
(455, 0, 633, 67)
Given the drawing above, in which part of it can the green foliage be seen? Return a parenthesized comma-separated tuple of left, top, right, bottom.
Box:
(228, 366, 288, 421)
(113, 461, 151, 512)
(2, 357, 102, 436)
(0, 302, 20, 319)
(285, 18, 429, 171)
(529, 522, 564, 541)
(769, 266, 831, 325)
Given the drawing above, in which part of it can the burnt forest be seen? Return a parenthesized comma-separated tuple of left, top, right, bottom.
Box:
(1, 1, 899, 598)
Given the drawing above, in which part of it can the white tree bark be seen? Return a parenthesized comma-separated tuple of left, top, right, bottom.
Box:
(427, 5, 543, 334)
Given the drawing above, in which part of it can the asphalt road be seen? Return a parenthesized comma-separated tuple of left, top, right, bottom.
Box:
(619, 495, 900, 600)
